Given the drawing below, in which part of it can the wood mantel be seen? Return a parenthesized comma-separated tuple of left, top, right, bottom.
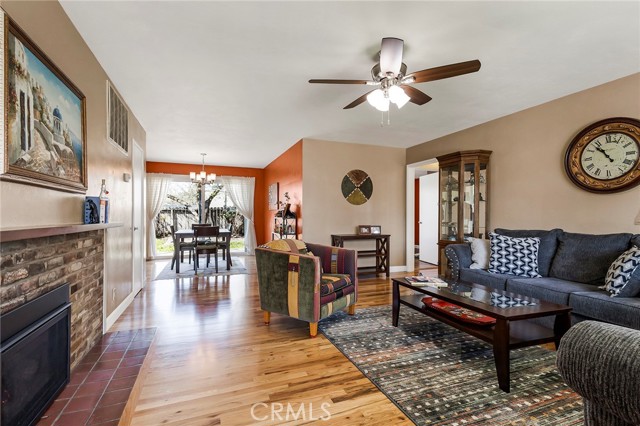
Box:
(0, 223, 123, 242)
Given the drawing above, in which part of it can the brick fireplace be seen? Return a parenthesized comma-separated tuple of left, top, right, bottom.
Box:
(1, 228, 107, 368)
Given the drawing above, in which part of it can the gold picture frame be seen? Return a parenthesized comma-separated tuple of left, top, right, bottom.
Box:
(3, 15, 87, 193)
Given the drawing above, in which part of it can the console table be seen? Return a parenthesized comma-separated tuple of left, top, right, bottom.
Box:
(331, 234, 390, 277)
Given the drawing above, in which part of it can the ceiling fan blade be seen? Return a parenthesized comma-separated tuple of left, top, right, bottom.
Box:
(343, 90, 374, 109)
(309, 79, 371, 84)
(379, 37, 404, 76)
(409, 60, 481, 84)
(402, 85, 432, 105)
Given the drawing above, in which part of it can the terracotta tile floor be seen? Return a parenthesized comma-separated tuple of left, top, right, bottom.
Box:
(37, 328, 156, 426)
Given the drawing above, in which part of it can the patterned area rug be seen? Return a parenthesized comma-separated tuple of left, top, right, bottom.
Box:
(154, 256, 247, 281)
(319, 306, 583, 426)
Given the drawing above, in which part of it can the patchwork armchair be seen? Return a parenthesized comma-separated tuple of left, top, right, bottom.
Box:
(255, 240, 358, 337)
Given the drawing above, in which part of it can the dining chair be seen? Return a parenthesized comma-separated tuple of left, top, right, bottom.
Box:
(194, 225, 222, 273)
(170, 225, 194, 270)
(217, 223, 232, 263)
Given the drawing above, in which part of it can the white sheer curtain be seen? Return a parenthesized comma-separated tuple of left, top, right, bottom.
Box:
(146, 173, 171, 258)
(218, 176, 257, 254)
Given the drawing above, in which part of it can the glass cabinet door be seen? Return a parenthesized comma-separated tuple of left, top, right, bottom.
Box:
(463, 162, 475, 240)
(440, 165, 459, 241)
(478, 163, 488, 238)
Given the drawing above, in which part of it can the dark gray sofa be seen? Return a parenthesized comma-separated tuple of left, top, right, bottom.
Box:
(445, 229, 640, 330)
(557, 321, 640, 425)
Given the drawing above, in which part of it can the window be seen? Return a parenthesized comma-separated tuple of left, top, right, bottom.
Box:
(107, 81, 128, 154)
(154, 177, 245, 255)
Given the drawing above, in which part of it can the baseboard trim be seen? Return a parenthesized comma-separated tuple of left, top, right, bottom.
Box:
(390, 266, 407, 273)
(105, 291, 136, 332)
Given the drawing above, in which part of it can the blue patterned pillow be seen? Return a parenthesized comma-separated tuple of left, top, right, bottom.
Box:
(489, 233, 541, 278)
(602, 246, 640, 297)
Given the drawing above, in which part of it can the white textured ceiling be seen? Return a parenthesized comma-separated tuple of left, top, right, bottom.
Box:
(60, 1, 640, 168)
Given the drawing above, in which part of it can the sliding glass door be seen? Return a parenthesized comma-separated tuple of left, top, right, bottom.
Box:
(153, 176, 245, 256)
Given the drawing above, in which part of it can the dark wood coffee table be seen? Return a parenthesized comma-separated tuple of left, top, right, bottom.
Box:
(392, 278, 572, 392)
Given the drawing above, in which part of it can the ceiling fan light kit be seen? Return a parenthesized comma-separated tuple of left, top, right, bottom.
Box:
(366, 89, 389, 112)
(309, 37, 481, 116)
(388, 85, 410, 108)
(366, 85, 411, 112)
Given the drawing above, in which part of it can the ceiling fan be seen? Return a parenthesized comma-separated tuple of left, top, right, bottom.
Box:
(309, 37, 481, 111)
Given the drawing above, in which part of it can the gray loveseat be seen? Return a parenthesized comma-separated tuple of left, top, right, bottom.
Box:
(445, 229, 640, 330)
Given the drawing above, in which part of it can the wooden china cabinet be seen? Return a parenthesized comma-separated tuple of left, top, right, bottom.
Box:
(436, 150, 492, 276)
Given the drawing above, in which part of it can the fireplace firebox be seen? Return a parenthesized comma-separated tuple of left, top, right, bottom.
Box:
(1, 284, 71, 426)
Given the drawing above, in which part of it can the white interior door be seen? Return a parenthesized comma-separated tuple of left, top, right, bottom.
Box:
(132, 142, 145, 294)
(419, 173, 439, 264)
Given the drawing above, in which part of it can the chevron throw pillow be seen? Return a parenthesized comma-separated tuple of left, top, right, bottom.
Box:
(488, 233, 542, 278)
(603, 245, 640, 297)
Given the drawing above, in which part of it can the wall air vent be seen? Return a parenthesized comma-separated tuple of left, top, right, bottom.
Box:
(107, 81, 128, 155)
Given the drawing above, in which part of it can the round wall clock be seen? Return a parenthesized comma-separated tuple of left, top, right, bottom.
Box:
(565, 117, 640, 193)
(341, 169, 373, 205)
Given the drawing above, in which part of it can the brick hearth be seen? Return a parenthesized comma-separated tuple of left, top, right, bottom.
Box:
(1, 230, 105, 368)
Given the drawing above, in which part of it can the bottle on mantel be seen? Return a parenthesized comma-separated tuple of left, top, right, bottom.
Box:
(99, 179, 109, 224)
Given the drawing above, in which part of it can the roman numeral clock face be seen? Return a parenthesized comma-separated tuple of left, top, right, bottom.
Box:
(581, 134, 638, 179)
(565, 118, 640, 193)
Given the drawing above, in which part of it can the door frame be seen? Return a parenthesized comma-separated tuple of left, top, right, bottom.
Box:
(405, 158, 438, 272)
(132, 140, 145, 294)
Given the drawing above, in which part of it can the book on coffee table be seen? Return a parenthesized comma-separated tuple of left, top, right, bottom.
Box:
(404, 276, 448, 288)
(421, 296, 496, 325)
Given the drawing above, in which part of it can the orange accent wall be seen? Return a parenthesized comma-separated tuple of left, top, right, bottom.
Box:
(146, 162, 267, 244)
(263, 140, 303, 243)
(414, 178, 420, 245)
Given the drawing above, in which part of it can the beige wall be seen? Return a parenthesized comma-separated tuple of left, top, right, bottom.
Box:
(407, 73, 640, 235)
(302, 139, 406, 266)
(0, 2, 147, 317)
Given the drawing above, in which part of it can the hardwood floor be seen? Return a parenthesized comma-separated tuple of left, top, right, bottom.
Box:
(112, 256, 437, 425)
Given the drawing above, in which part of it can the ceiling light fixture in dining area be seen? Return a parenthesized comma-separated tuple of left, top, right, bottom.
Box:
(190, 153, 216, 184)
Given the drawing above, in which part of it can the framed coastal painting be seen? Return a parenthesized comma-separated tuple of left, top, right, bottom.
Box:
(3, 15, 87, 193)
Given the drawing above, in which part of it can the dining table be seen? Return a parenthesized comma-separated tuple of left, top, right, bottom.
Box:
(174, 228, 232, 273)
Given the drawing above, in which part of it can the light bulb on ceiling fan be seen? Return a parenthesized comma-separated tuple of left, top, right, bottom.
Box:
(388, 85, 410, 109)
(366, 89, 389, 112)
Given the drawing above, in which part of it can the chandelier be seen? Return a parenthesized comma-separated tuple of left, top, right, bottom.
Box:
(190, 153, 216, 184)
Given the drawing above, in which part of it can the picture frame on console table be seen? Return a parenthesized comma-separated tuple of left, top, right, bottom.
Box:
(357, 225, 371, 235)
(370, 225, 381, 234)
(2, 14, 87, 193)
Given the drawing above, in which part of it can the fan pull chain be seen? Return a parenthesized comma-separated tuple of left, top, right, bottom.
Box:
(379, 109, 393, 127)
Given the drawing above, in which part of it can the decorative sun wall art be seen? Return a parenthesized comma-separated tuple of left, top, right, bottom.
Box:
(341, 169, 373, 205)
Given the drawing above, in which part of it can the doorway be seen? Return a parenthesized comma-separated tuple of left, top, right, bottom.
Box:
(405, 159, 439, 272)
(419, 172, 439, 264)
(132, 141, 145, 295)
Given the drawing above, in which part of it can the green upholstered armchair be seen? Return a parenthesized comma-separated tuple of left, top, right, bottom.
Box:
(255, 241, 358, 337)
